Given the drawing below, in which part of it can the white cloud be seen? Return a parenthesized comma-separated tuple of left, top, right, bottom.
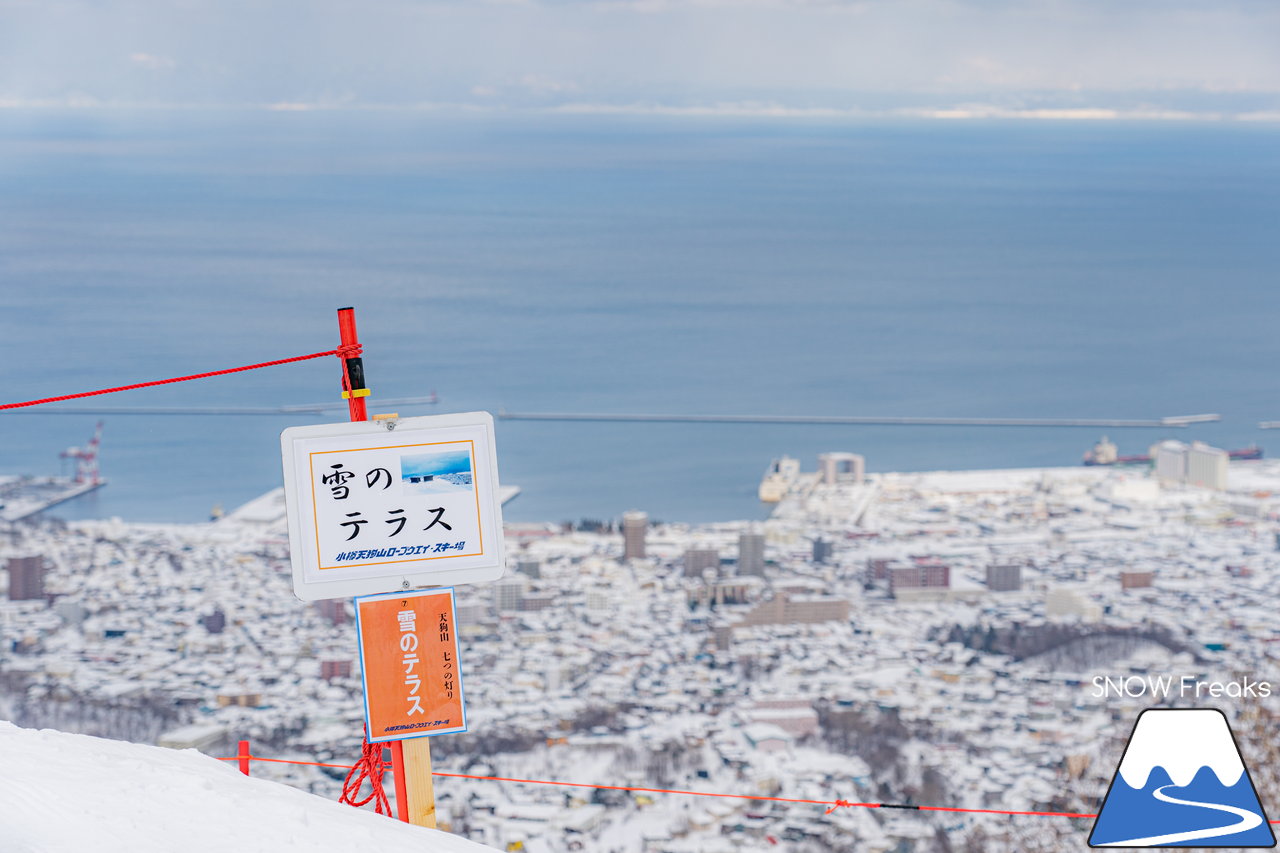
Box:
(128, 52, 176, 71)
(0, 0, 1275, 109)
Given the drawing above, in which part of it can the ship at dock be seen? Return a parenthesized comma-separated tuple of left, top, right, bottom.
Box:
(758, 456, 800, 502)
(1083, 435, 1262, 467)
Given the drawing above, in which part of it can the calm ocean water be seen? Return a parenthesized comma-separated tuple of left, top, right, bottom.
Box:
(1, 111, 1278, 524)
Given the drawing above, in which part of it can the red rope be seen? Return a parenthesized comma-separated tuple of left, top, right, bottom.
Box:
(217, 754, 1105, 820)
(0, 345, 362, 411)
(338, 736, 392, 816)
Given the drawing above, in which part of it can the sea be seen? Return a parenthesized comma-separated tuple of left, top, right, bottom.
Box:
(1, 110, 1278, 525)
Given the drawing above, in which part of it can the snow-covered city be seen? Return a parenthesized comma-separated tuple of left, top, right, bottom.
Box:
(5, 440, 1280, 852)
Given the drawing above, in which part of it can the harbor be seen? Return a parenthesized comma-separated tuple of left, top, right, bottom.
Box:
(0, 423, 105, 522)
(0, 476, 103, 523)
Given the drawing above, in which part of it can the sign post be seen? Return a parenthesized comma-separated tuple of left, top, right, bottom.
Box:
(279, 410, 506, 601)
(355, 588, 466, 828)
(285, 307, 505, 829)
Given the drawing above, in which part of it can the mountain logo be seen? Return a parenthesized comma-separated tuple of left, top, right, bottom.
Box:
(1089, 708, 1276, 848)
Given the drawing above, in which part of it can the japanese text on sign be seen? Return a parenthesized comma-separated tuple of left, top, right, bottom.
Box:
(355, 587, 467, 742)
(281, 412, 506, 602)
(309, 440, 482, 570)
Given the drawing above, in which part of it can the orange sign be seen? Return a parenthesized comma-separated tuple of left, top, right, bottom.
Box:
(355, 588, 466, 742)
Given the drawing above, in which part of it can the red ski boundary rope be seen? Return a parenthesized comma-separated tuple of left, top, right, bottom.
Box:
(216, 752, 1111, 820)
(0, 345, 361, 411)
(337, 736, 392, 816)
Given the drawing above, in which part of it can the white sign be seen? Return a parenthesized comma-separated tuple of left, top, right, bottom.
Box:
(280, 412, 506, 601)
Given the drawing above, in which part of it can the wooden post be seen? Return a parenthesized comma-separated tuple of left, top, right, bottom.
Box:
(336, 306, 435, 827)
(400, 738, 438, 828)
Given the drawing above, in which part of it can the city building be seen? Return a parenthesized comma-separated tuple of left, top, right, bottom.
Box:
(740, 700, 820, 739)
(683, 548, 720, 577)
(6, 555, 44, 601)
(818, 452, 865, 486)
(157, 724, 229, 754)
(738, 532, 765, 576)
(890, 564, 950, 598)
(1153, 440, 1229, 490)
(494, 576, 528, 612)
(688, 577, 761, 608)
(736, 592, 850, 627)
(519, 592, 556, 612)
(1187, 441, 1229, 490)
(1121, 571, 1155, 590)
(986, 564, 1022, 592)
(320, 660, 352, 681)
(812, 538, 833, 564)
(1046, 587, 1102, 622)
(866, 558, 895, 581)
(201, 610, 227, 634)
(621, 511, 648, 560)
(1153, 440, 1189, 486)
(315, 599, 347, 627)
(516, 559, 542, 580)
(455, 601, 490, 625)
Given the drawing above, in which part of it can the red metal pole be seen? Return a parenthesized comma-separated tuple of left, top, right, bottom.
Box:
(237, 739, 251, 776)
(337, 307, 369, 423)
(339, 307, 408, 820)
(391, 743, 411, 822)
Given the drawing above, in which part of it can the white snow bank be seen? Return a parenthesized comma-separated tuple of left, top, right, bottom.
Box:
(0, 721, 498, 853)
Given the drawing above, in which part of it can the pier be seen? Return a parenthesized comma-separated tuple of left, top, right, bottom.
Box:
(0, 476, 104, 522)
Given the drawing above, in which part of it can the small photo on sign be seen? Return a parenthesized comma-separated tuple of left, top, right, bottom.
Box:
(401, 449, 474, 496)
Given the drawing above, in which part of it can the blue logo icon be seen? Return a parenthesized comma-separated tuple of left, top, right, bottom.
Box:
(1090, 708, 1275, 847)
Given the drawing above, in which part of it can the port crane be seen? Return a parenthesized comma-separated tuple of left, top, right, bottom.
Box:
(60, 421, 103, 485)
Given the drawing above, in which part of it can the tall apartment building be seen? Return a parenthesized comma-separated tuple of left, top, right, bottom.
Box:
(6, 556, 44, 601)
(738, 532, 765, 576)
(622, 510, 648, 560)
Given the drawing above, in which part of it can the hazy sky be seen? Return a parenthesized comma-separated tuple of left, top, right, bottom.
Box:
(2, 0, 1278, 112)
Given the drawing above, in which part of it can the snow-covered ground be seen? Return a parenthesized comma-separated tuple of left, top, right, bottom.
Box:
(6, 457, 1280, 851)
(0, 721, 498, 853)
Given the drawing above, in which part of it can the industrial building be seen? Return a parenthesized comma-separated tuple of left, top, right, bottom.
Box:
(1154, 439, 1229, 490)
(818, 452, 865, 485)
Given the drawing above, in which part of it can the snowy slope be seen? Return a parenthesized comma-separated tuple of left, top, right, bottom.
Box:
(0, 722, 499, 853)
